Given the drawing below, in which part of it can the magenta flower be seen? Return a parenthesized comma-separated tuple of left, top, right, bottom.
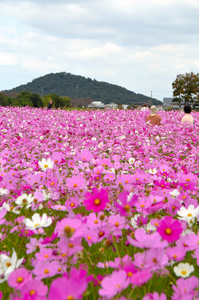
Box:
(99, 270, 129, 298)
(84, 188, 109, 212)
(157, 216, 183, 243)
(48, 271, 88, 300)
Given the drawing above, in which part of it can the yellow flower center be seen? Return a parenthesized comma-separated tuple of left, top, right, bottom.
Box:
(124, 204, 130, 211)
(70, 203, 75, 207)
(44, 269, 49, 274)
(165, 228, 172, 235)
(115, 222, 119, 227)
(67, 296, 74, 300)
(187, 213, 192, 217)
(29, 290, 36, 296)
(17, 277, 23, 283)
(94, 198, 101, 205)
(64, 225, 75, 237)
(127, 271, 133, 277)
(181, 270, 187, 275)
(44, 164, 48, 168)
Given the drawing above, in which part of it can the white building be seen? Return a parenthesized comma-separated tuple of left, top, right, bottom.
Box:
(87, 101, 105, 109)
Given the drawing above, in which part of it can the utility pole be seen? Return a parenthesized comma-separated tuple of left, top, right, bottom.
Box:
(76, 85, 78, 98)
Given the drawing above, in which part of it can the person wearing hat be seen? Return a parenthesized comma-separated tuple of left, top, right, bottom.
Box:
(146, 105, 161, 126)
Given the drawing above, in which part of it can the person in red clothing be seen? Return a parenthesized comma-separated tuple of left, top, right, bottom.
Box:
(146, 105, 161, 126)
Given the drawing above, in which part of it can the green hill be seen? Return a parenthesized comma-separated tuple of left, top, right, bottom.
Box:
(3, 72, 162, 105)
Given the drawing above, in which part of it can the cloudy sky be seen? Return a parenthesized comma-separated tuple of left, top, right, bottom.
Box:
(1, 0, 199, 102)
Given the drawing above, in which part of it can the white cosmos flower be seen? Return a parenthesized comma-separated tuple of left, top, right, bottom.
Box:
(98, 142, 104, 148)
(173, 263, 194, 278)
(0, 188, 9, 195)
(0, 249, 24, 283)
(15, 193, 34, 207)
(145, 223, 157, 233)
(119, 135, 125, 140)
(2, 202, 20, 214)
(170, 189, 180, 198)
(38, 158, 54, 171)
(128, 157, 135, 164)
(23, 213, 52, 230)
(130, 214, 141, 228)
(177, 205, 199, 227)
(148, 168, 157, 174)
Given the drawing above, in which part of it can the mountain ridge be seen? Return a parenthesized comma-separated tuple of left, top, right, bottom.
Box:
(3, 72, 162, 105)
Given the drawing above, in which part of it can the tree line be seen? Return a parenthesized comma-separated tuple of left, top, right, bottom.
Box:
(0, 91, 71, 108)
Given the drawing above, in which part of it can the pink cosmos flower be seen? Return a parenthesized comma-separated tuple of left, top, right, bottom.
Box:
(32, 261, 60, 279)
(84, 188, 109, 213)
(157, 216, 183, 243)
(115, 191, 138, 216)
(20, 278, 48, 300)
(134, 248, 168, 271)
(108, 214, 129, 236)
(66, 175, 85, 190)
(55, 217, 85, 241)
(35, 248, 53, 262)
(99, 270, 129, 298)
(8, 268, 32, 289)
(166, 246, 186, 262)
(130, 269, 153, 286)
(127, 228, 168, 249)
(0, 208, 7, 225)
(172, 276, 199, 300)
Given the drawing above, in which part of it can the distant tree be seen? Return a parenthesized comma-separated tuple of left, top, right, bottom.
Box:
(49, 93, 63, 108)
(61, 96, 71, 107)
(172, 72, 199, 106)
(30, 93, 43, 108)
(12, 91, 33, 107)
(117, 102, 123, 109)
(0, 92, 10, 106)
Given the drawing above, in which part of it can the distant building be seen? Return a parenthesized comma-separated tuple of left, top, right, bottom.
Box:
(163, 98, 174, 109)
(87, 101, 105, 109)
(105, 102, 118, 109)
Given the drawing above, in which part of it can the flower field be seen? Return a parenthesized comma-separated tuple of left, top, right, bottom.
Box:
(0, 106, 199, 300)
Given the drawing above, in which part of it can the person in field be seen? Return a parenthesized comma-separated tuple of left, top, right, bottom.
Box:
(146, 105, 161, 126)
(47, 99, 53, 110)
(181, 105, 194, 125)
